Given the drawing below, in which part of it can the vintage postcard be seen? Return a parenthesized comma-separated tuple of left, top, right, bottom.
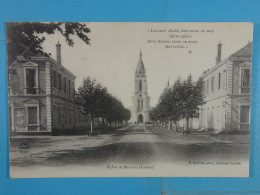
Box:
(7, 22, 253, 178)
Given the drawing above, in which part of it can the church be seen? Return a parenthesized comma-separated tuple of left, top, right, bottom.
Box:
(130, 51, 151, 124)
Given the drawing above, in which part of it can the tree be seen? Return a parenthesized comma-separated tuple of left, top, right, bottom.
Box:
(102, 94, 130, 127)
(181, 75, 205, 132)
(75, 77, 107, 134)
(149, 107, 157, 125)
(150, 75, 205, 133)
(6, 22, 91, 66)
(151, 78, 183, 131)
(105, 96, 120, 127)
(149, 87, 171, 128)
(76, 77, 131, 131)
(123, 109, 131, 125)
(158, 87, 172, 128)
(167, 78, 183, 131)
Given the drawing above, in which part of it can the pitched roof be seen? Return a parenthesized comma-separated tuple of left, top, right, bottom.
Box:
(202, 42, 252, 77)
(230, 41, 252, 58)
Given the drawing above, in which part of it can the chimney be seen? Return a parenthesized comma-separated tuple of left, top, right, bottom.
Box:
(56, 41, 61, 65)
(216, 41, 222, 63)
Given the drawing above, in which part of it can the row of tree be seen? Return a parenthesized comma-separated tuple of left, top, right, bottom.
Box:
(149, 75, 205, 132)
(75, 76, 131, 134)
(7, 23, 131, 134)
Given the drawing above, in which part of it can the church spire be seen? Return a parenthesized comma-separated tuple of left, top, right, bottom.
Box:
(136, 50, 146, 76)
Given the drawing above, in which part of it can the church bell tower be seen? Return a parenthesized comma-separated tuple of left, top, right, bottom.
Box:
(130, 51, 151, 124)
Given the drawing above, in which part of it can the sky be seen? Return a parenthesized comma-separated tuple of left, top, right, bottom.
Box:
(42, 22, 253, 108)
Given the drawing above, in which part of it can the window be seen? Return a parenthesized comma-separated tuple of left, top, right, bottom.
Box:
(210, 107, 214, 129)
(58, 73, 62, 90)
(27, 106, 39, 131)
(206, 79, 209, 94)
(240, 106, 250, 124)
(26, 69, 36, 94)
(28, 107, 37, 124)
(63, 77, 66, 93)
(69, 109, 72, 123)
(241, 69, 250, 86)
(58, 107, 62, 124)
(241, 68, 251, 94)
(240, 105, 250, 130)
(139, 80, 142, 91)
(63, 108, 66, 123)
(23, 62, 39, 95)
(53, 70, 57, 88)
(216, 106, 220, 122)
(72, 82, 75, 95)
(222, 70, 226, 89)
(68, 79, 71, 94)
(211, 76, 215, 92)
(207, 108, 210, 125)
(218, 73, 221, 89)
(141, 99, 143, 109)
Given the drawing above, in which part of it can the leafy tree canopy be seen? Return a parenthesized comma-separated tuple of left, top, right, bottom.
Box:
(149, 75, 205, 131)
(6, 22, 91, 65)
(75, 76, 107, 119)
(75, 76, 131, 126)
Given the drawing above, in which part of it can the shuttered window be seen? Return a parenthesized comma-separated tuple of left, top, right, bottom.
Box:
(241, 68, 251, 94)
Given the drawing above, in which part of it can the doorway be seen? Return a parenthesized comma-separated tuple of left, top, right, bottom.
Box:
(137, 114, 143, 124)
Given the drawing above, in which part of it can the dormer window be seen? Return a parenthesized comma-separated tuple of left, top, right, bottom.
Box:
(23, 61, 39, 95)
(240, 64, 251, 94)
(26, 69, 36, 94)
(240, 68, 251, 94)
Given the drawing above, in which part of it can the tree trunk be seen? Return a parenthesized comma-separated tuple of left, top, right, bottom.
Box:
(90, 113, 93, 134)
(184, 116, 189, 131)
(174, 121, 178, 131)
(168, 120, 173, 130)
(90, 119, 93, 134)
(102, 117, 105, 126)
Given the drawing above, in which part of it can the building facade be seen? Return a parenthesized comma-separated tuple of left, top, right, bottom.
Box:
(198, 42, 252, 133)
(130, 51, 151, 123)
(8, 42, 89, 134)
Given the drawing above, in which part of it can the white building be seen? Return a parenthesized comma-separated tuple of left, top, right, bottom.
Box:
(187, 42, 252, 133)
